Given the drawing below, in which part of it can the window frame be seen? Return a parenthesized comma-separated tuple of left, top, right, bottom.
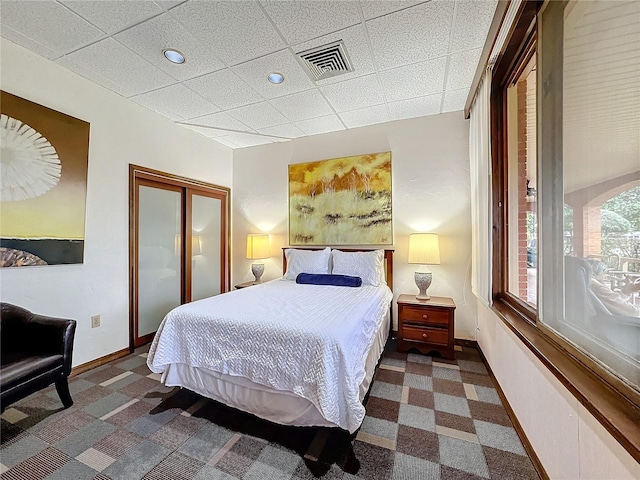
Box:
(491, 4, 539, 321)
(489, 0, 640, 462)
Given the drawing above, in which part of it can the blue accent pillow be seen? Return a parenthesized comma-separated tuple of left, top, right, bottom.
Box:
(296, 273, 362, 287)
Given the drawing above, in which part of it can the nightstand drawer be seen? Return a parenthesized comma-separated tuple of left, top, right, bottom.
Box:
(402, 326, 449, 346)
(396, 294, 456, 359)
(400, 305, 450, 326)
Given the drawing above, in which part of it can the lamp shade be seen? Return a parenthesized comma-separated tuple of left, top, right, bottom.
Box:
(408, 233, 440, 265)
(246, 234, 270, 260)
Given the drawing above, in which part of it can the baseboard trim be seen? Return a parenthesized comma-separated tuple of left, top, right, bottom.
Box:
(455, 338, 477, 348)
(70, 347, 130, 377)
(473, 342, 549, 480)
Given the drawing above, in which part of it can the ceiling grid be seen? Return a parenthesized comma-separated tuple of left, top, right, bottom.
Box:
(0, 0, 498, 149)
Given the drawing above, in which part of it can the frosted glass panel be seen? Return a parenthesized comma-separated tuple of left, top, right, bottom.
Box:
(138, 186, 181, 337)
(191, 194, 222, 301)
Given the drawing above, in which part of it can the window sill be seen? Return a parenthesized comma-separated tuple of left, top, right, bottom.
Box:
(491, 299, 640, 463)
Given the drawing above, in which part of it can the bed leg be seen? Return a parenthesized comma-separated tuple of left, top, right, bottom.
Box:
(304, 429, 330, 462)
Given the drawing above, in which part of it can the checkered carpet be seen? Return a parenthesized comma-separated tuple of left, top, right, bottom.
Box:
(0, 341, 539, 479)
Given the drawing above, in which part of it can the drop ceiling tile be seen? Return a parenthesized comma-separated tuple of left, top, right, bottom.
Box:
(213, 137, 239, 148)
(366, 1, 455, 70)
(1, 0, 104, 54)
(296, 115, 345, 136)
(227, 102, 290, 131)
(339, 104, 390, 129)
(180, 124, 230, 139)
(60, 1, 162, 34)
(57, 38, 176, 97)
(154, 0, 187, 10)
(293, 24, 375, 86)
(269, 89, 334, 122)
(442, 87, 469, 113)
(379, 56, 447, 102)
(222, 132, 274, 148)
(446, 48, 482, 90)
(320, 74, 385, 113)
(184, 69, 263, 111)
(232, 49, 315, 100)
(169, 0, 284, 65)
(131, 83, 219, 120)
(186, 111, 251, 133)
(56, 54, 134, 96)
(115, 13, 225, 81)
(388, 93, 442, 120)
(360, 0, 423, 20)
(261, 0, 361, 45)
(1, 25, 59, 59)
(450, 0, 497, 53)
(257, 124, 306, 139)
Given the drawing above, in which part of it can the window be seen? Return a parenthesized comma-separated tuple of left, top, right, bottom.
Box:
(538, 0, 639, 390)
(492, 0, 639, 404)
(506, 54, 537, 307)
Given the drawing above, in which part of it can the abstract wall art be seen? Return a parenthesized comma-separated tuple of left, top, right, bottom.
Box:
(289, 151, 392, 245)
(0, 91, 90, 267)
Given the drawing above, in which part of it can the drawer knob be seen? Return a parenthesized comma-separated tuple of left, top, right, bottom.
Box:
(422, 314, 429, 319)
(422, 333, 428, 338)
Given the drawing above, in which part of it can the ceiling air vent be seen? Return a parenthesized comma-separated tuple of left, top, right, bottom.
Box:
(296, 40, 354, 82)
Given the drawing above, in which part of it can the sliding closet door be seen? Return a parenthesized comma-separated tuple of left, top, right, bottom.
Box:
(188, 189, 227, 301)
(135, 180, 183, 346)
(130, 165, 230, 350)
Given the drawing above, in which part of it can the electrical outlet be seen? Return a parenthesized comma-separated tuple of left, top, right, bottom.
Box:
(91, 315, 100, 328)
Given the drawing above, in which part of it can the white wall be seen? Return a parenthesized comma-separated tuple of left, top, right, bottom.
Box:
(0, 40, 233, 366)
(232, 112, 476, 338)
(477, 303, 639, 479)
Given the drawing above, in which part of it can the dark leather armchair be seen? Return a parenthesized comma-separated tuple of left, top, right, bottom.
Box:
(1, 303, 77, 412)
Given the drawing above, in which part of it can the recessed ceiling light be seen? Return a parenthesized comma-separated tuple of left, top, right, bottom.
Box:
(267, 72, 284, 84)
(163, 49, 185, 64)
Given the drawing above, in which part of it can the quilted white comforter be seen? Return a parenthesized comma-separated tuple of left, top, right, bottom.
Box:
(147, 279, 393, 433)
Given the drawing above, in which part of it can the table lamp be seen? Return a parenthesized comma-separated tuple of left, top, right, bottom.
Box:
(408, 233, 441, 300)
(246, 234, 270, 283)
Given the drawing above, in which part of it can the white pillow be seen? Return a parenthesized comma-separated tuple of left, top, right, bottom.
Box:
(284, 247, 331, 280)
(331, 249, 385, 286)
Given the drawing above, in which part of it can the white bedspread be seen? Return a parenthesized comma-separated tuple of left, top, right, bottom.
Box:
(147, 279, 393, 433)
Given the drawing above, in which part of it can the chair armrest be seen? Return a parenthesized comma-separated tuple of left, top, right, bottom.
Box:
(1, 303, 77, 376)
(28, 313, 77, 376)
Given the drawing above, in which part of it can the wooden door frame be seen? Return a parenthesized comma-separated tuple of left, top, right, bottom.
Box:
(129, 164, 231, 352)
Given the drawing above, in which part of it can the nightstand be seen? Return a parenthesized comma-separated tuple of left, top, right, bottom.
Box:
(396, 294, 456, 360)
(234, 281, 259, 289)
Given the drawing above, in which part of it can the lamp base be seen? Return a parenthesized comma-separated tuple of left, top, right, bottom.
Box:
(251, 263, 264, 283)
(414, 271, 432, 301)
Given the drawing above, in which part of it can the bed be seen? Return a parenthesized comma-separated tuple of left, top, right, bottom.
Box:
(146, 248, 394, 434)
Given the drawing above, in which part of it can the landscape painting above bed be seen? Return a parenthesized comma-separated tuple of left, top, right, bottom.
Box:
(289, 151, 392, 245)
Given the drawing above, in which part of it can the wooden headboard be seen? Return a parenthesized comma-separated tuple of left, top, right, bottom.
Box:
(282, 247, 394, 291)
